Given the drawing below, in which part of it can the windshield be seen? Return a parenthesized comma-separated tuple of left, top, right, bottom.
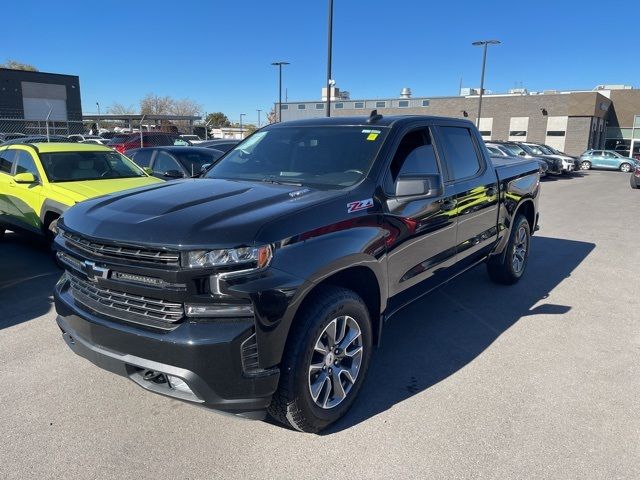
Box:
(501, 143, 527, 156)
(40, 150, 146, 182)
(175, 150, 222, 175)
(536, 145, 554, 155)
(205, 126, 388, 188)
(525, 144, 545, 155)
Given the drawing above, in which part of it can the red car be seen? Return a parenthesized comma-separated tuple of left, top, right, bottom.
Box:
(107, 132, 191, 154)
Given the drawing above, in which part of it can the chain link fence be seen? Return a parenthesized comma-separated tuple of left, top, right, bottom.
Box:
(0, 109, 84, 141)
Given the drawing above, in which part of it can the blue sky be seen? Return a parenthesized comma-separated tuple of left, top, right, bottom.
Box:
(3, 0, 639, 125)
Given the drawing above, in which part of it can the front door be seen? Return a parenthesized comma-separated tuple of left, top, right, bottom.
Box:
(11, 149, 45, 232)
(384, 126, 458, 310)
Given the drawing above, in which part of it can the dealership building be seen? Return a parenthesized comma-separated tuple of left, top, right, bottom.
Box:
(0, 67, 83, 136)
(278, 84, 640, 157)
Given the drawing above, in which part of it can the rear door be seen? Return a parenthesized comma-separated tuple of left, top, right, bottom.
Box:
(384, 124, 458, 308)
(435, 124, 500, 268)
(591, 151, 605, 167)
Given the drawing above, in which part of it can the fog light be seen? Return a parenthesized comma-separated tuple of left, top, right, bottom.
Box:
(185, 304, 254, 318)
(167, 375, 193, 395)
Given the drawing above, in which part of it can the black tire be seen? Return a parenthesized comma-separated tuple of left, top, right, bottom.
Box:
(487, 214, 531, 285)
(268, 285, 373, 433)
(44, 217, 62, 267)
(580, 160, 591, 170)
(620, 163, 632, 173)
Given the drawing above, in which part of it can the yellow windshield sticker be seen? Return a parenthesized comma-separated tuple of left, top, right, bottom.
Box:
(366, 133, 379, 141)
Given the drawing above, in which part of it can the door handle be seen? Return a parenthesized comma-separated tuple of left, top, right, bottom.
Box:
(441, 199, 457, 211)
(487, 187, 497, 196)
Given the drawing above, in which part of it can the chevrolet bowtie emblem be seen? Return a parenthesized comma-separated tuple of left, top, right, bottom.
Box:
(84, 261, 109, 282)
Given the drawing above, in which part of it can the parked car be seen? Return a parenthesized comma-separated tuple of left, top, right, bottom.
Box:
(485, 143, 548, 176)
(99, 132, 121, 140)
(487, 141, 562, 174)
(198, 139, 240, 152)
(80, 138, 111, 145)
(107, 132, 191, 154)
(68, 134, 104, 143)
(578, 150, 638, 172)
(179, 134, 205, 144)
(0, 143, 162, 242)
(630, 163, 640, 189)
(520, 142, 577, 173)
(54, 114, 540, 432)
(0, 132, 26, 143)
(0, 135, 71, 145)
(127, 146, 225, 179)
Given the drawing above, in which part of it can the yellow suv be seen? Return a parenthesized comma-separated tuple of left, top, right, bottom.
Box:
(0, 142, 163, 242)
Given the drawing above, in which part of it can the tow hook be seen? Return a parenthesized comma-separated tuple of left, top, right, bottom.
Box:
(142, 370, 167, 384)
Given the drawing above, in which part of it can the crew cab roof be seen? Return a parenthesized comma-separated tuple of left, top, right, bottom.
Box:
(269, 115, 476, 129)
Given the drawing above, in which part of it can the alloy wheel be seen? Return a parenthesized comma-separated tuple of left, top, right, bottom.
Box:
(512, 225, 528, 274)
(308, 315, 363, 409)
(580, 161, 591, 170)
(620, 163, 631, 173)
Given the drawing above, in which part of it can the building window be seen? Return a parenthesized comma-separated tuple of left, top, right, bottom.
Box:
(354, 102, 365, 109)
(316, 103, 324, 109)
(509, 130, 527, 137)
(375, 101, 386, 108)
(398, 100, 409, 108)
(297, 104, 306, 110)
(479, 131, 492, 137)
(281, 104, 289, 110)
(422, 99, 430, 107)
(546, 131, 566, 136)
(335, 102, 344, 109)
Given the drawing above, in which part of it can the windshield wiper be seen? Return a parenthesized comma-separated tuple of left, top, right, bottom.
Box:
(260, 176, 303, 187)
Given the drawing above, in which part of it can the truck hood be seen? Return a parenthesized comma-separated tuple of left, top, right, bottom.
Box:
(60, 178, 344, 248)
(49, 177, 163, 203)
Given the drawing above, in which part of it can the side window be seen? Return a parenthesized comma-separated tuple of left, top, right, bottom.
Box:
(439, 127, 482, 181)
(153, 151, 181, 174)
(0, 149, 16, 174)
(130, 150, 153, 168)
(487, 146, 501, 155)
(386, 128, 439, 191)
(14, 150, 39, 177)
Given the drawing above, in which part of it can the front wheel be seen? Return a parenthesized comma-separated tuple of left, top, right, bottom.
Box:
(620, 163, 632, 173)
(580, 161, 591, 170)
(268, 286, 372, 433)
(487, 214, 531, 285)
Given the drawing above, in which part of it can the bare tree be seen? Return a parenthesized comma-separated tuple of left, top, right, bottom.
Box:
(140, 93, 175, 115)
(107, 102, 136, 115)
(266, 107, 277, 124)
(170, 98, 202, 117)
(1, 59, 38, 71)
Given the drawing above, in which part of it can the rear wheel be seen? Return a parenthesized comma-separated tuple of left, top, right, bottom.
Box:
(487, 214, 531, 285)
(268, 286, 372, 433)
(580, 161, 591, 170)
(620, 163, 632, 173)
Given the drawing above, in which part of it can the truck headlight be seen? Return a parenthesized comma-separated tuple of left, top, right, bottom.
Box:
(185, 245, 272, 269)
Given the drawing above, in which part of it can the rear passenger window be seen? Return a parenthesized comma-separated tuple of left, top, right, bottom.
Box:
(439, 127, 482, 180)
(130, 150, 153, 167)
(0, 149, 16, 174)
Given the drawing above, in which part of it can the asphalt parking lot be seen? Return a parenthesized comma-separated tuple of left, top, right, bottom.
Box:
(1, 170, 638, 479)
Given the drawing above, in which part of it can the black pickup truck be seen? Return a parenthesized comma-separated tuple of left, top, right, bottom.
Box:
(54, 113, 540, 432)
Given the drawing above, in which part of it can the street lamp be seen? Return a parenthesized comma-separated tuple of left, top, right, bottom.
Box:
(96, 101, 101, 133)
(257, 109, 262, 128)
(239, 113, 246, 139)
(471, 39, 500, 127)
(271, 61, 290, 122)
(325, 0, 334, 118)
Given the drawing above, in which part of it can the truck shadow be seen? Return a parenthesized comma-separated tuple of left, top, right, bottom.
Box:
(0, 232, 60, 330)
(323, 236, 595, 434)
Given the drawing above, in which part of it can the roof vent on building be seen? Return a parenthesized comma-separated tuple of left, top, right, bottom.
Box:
(400, 87, 412, 98)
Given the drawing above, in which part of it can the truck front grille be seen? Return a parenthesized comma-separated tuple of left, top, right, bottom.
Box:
(62, 230, 180, 266)
(68, 274, 184, 329)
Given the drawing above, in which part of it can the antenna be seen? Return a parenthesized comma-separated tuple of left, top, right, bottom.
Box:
(367, 109, 383, 124)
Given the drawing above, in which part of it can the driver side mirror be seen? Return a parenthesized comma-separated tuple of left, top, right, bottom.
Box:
(201, 163, 211, 172)
(163, 169, 184, 178)
(14, 172, 37, 184)
(394, 174, 443, 199)
(518, 151, 526, 156)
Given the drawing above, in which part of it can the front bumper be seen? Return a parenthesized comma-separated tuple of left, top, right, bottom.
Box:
(54, 278, 280, 418)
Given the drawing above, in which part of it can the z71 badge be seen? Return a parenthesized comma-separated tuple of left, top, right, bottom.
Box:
(347, 198, 374, 213)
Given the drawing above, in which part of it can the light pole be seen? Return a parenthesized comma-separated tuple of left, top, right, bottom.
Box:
(271, 61, 290, 122)
(96, 101, 101, 133)
(239, 113, 246, 139)
(325, 0, 334, 118)
(471, 40, 500, 127)
(257, 109, 262, 128)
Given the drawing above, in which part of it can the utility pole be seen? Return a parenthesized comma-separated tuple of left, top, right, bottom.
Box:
(325, 0, 334, 118)
(271, 61, 290, 122)
(257, 109, 262, 128)
(239, 113, 246, 139)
